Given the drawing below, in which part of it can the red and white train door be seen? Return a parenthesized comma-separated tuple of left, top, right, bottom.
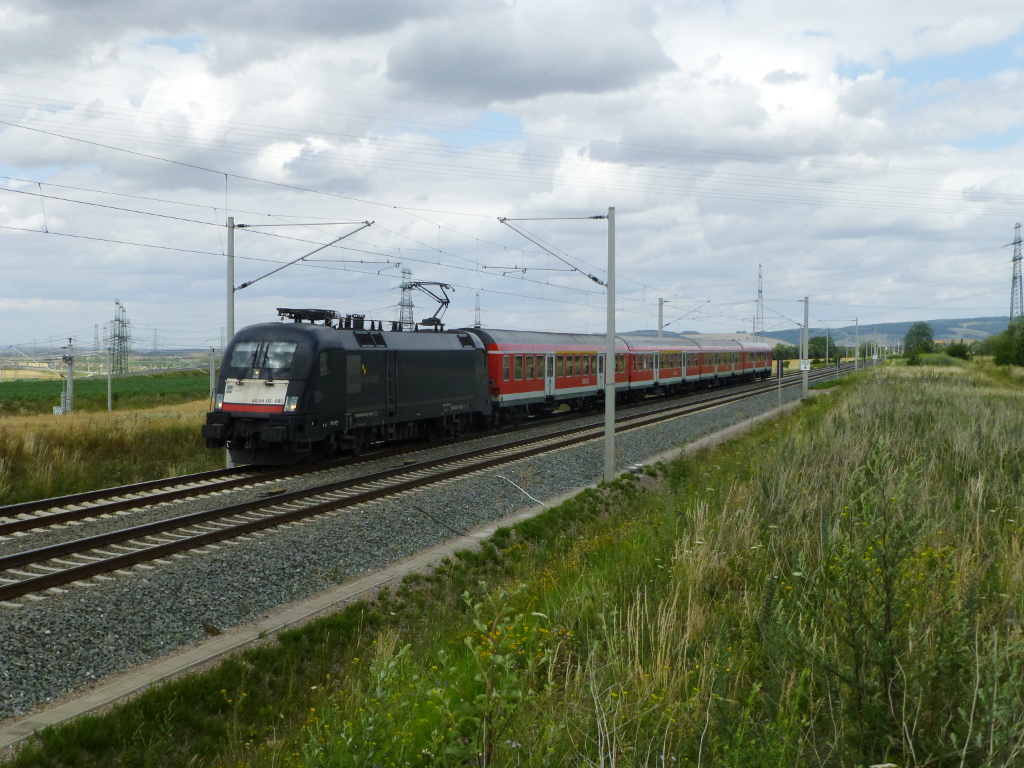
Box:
(545, 354, 555, 397)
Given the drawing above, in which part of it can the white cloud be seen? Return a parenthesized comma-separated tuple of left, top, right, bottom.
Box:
(0, 0, 1021, 347)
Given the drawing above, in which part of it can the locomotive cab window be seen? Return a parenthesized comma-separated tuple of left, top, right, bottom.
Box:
(228, 341, 298, 379)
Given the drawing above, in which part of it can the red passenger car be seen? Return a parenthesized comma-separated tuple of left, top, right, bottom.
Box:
(463, 329, 771, 423)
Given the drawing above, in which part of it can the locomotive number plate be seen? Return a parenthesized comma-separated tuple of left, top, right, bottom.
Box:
(224, 380, 289, 411)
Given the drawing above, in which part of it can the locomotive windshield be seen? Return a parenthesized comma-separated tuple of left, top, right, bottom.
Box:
(227, 341, 299, 379)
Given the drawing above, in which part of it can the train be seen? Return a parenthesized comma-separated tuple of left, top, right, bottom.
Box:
(202, 308, 773, 465)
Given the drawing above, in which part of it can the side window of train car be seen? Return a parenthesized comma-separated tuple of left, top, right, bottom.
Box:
(566, 355, 574, 377)
(503, 355, 510, 381)
(536, 356, 545, 378)
(582, 355, 590, 375)
(514, 355, 523, 380)
(525, 355, 534, 379)
(556, 355, 565, 377)
(574, 355, 582, 376)
(591, 354, 597, 374)
(319, 351, 329, 377)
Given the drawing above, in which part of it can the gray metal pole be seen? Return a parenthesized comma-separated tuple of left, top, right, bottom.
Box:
(107, 344, 112, 411)
(227, 216, 235, 340)
(226, 216, 236, 469)
(801, 297, 809, 399)
(658, 298, 663, 338)
(210, 346, 216, 401)
(604, 207, 616, 484)
(777, 358, 782, 407)
(855, 318, 859, 371)
(65, 339, 74, 413)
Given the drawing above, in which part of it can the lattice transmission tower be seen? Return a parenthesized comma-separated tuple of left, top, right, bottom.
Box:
(110, 300, 132, 374)
(474, 292, 482, 328)
(398, 268, 415, 331)
(1012, 223, 1023, 321)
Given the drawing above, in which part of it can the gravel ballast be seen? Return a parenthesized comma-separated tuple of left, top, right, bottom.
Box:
(0, 385, 805, 722)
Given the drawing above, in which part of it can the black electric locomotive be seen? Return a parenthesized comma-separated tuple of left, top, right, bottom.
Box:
(202, 309, 490, 464)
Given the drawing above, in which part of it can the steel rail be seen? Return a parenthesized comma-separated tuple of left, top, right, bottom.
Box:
(0, 466, 252, 519)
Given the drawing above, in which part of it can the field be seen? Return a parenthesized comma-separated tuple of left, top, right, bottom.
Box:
(0, 401, 222, 505)
(5, 363, 1024, 767)
(0, 371, 212, 416)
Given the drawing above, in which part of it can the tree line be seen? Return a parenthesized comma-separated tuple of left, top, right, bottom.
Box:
(772, 319, 1024, 366)
(901, 319, 1023, 365)
(772, 336, 866, 361)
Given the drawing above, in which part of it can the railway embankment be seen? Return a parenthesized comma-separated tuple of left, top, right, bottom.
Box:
(0, 382, 806, 728)
(7, 363, 1022, 766)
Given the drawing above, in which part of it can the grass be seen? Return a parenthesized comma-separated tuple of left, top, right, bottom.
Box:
(0, 371, 212, 416)
(0, 402, 222, 505)
(5, 363, 1024, 766)
(912, 353, 970, 367)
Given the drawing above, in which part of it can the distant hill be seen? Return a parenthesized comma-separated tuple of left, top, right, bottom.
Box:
(625, 317, 1008, 347)
(737, 317, 1008, 347)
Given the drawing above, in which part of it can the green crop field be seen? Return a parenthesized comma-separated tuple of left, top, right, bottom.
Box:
(0, 371, 211, 415)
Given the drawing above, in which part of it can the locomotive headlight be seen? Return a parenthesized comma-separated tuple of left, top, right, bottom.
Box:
(214, 394, 224, 410)
(284, 396, 299, 412)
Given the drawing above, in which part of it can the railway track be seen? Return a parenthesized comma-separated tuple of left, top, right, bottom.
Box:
(0, 362, 866, 607)
(0, 364, 859, 543)
(0, 363, 856, 540)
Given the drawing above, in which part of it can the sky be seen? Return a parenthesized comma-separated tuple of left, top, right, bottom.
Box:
(1, 0, 1023, 356)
